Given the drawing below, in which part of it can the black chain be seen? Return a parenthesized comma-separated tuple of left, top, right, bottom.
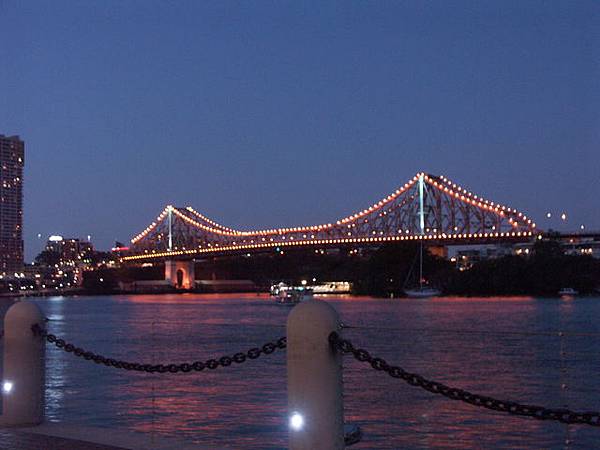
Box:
(329, 332, 600, 427)
(31, 324, 286, 374)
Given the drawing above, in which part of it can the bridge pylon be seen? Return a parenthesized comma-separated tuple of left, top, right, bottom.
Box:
(165, 260, 195, 290)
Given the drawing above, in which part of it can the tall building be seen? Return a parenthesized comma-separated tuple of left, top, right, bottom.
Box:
(44, 236, 95, 265)
(0, 135, 24, 276)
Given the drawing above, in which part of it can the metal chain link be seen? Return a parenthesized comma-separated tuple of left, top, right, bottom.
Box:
(329, 332, 600, 427)
(31, 324, 286, 374)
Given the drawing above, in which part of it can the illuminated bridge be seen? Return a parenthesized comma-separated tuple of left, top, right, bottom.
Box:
(123, 172, 537, 264)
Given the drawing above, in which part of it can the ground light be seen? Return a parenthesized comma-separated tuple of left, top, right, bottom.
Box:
(3, 381, 13, 394)
(289, 412, 304, 431)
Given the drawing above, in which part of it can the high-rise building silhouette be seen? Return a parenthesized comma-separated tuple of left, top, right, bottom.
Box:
(0, 135, 24, 276)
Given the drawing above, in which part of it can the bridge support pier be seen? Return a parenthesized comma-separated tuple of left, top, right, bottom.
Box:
(164, 260, 195, 290)
(287, 299, 344, 450)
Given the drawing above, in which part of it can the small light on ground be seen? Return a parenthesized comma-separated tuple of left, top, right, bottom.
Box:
(290, 412, 304, 430)
(3, 381, 13, 394)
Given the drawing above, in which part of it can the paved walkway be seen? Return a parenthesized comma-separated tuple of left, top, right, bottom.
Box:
(0, 423, 209, 450)
(0, 429, 128, 450)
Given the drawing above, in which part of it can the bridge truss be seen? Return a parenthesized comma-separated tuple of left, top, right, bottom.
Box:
(123, 173, 536, 262)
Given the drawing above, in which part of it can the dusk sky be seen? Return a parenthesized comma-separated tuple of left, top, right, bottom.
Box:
(1, 1, 598, 260)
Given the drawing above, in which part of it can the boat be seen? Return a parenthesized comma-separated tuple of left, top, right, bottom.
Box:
(272, 283, 313, 305)
(558, 288, 578, 296)
(403, 286, 442, 298)
(273, 281, 352, 295)
(310, 281, 352, 294)
(402, 242, 441, 298)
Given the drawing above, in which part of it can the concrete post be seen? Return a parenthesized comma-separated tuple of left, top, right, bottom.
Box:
(287, 299, 344, 450)
(1, 301, 46, 426)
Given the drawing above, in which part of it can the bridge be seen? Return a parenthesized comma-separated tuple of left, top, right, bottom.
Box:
(123, 172, 537, 266)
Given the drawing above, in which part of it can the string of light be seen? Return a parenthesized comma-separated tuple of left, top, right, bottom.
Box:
(123, 230, 535, 261)
(128, 172, 537, 250)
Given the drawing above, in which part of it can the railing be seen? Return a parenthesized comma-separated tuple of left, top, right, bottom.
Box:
(1, 299, 599, 449)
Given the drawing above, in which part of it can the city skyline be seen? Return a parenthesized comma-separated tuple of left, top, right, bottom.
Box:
(1, 1, 598, 261)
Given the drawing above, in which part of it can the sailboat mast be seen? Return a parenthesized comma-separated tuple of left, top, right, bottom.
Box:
(419, 241, 423, 288)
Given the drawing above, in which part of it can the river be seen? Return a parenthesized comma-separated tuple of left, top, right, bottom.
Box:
(3, 294, 600, 449)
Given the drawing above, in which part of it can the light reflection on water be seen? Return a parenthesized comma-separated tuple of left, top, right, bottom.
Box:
(3, 294, 600, 449)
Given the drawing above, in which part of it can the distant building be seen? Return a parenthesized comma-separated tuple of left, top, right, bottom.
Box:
(560, 236, 600, 259)
(29, 235, 115, 291)
(447, 244, 513, 270)
(446, 235, 600, 270)
(45, 235, 95, 266)
(0, 135, 24, 276)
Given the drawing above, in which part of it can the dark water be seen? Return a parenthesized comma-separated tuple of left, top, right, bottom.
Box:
(7, 294, 600, 449)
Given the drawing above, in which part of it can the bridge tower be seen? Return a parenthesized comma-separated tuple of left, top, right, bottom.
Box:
(165, 260, 195, 289)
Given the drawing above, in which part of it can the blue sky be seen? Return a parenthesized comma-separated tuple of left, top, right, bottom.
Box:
(0, 1, 598, 260)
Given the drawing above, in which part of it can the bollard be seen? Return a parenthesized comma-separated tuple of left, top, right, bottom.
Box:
(287, 299, 344, 450)
(1, 300, 46, 426)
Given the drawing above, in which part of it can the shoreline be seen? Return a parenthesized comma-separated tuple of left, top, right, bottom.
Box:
(2, 289, 599, 300)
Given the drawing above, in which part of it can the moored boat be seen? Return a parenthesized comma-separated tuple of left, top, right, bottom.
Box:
(402, 242, 441, 298)
(404, 286, 442, 298)
(558, 287, 578, 296)
(272, 283, 313, 305)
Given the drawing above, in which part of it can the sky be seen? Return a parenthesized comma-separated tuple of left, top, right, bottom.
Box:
(0, 1, 598, 261)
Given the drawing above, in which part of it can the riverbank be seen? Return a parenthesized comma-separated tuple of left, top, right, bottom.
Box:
(79, 241, 600, 299)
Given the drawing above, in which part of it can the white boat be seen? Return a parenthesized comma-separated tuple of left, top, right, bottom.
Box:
(272, 283, 313, 305)
(558, 288, 578, 296)
(402, 242, 441, 298)
(311, 281, 352, 294)
(270, 282, 288, 296)
(404, 286, 442, 298)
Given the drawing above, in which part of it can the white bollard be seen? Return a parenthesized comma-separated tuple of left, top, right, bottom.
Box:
(1, 300, 46, 426)
(287, 299, 344, 450)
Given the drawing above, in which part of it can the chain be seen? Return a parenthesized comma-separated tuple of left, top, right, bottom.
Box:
(31, 324, 286, 374)
(329, 332, 600, 427)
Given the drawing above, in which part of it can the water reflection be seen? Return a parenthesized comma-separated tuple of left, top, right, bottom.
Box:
(16, 294, 600, 449)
